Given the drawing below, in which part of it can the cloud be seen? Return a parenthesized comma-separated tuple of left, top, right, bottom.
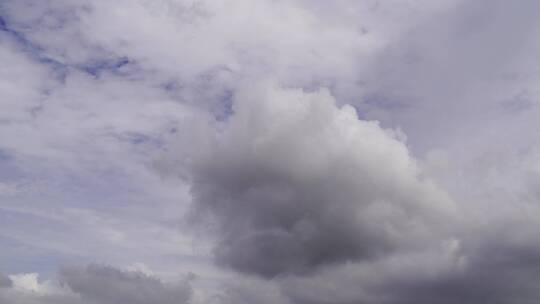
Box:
(0, 0, 453, 279)
(0, 292, 79, 304)
(10, 273, 44, 292)
(357, 0, 540, 153)
(4, 1, 540, 303)
(0, 273, 12, 288)
(278, 232, 540, 304)
(0, 272, 79, 304)
(207, 274, 292, 304)
(59, 264, 192, 304)
(0, 1, 198, 273)
(0, 264, 192, 304)
(174, 82, 458, 278)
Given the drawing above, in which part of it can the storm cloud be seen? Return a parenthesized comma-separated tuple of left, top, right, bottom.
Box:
(180, 82, 458, 278)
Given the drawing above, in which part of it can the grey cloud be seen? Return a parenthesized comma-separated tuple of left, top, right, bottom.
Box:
(178, 82, 458, 278)
(358, 0, 540, 153)
(280, 231, 540, 304)
(0, 293, 80, 304)
(208, 275, 292, 304)
(0, 277, 79, 304)
(0, 273, 12, 288)
(370, 0, 540, 96)
(4, 1, 540, 304)
(0, 264, 192, 304)
(399, 242, 540, 304)
(59, 264, 192, 304)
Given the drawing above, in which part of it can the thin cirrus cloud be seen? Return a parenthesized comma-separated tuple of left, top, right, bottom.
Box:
(2, 0, 540, 303)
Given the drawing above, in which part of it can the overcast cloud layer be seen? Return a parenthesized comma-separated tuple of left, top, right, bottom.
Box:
(3, 1, 540, 303)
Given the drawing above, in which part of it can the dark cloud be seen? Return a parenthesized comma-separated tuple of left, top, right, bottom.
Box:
(397, 245, 540, 304)
(392, 217, 540, 304)
(59, 264, 192, 304)
(279, 230, 540, 304)
(180, 82, 458, 278)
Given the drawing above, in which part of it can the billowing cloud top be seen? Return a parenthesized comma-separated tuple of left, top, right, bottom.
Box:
(182, 82, 457, 277)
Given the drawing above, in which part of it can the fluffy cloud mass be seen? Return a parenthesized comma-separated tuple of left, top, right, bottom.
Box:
(181, 83, 458, 278)
(3, 0, 540, 303)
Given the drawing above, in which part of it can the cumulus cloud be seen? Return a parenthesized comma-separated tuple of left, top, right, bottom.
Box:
(0, 264, 192, 304)
(0, 272, 79, 304)
(176, 82, 458, 278)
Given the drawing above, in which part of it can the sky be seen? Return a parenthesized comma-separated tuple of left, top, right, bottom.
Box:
(2, 0, 540, 303)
